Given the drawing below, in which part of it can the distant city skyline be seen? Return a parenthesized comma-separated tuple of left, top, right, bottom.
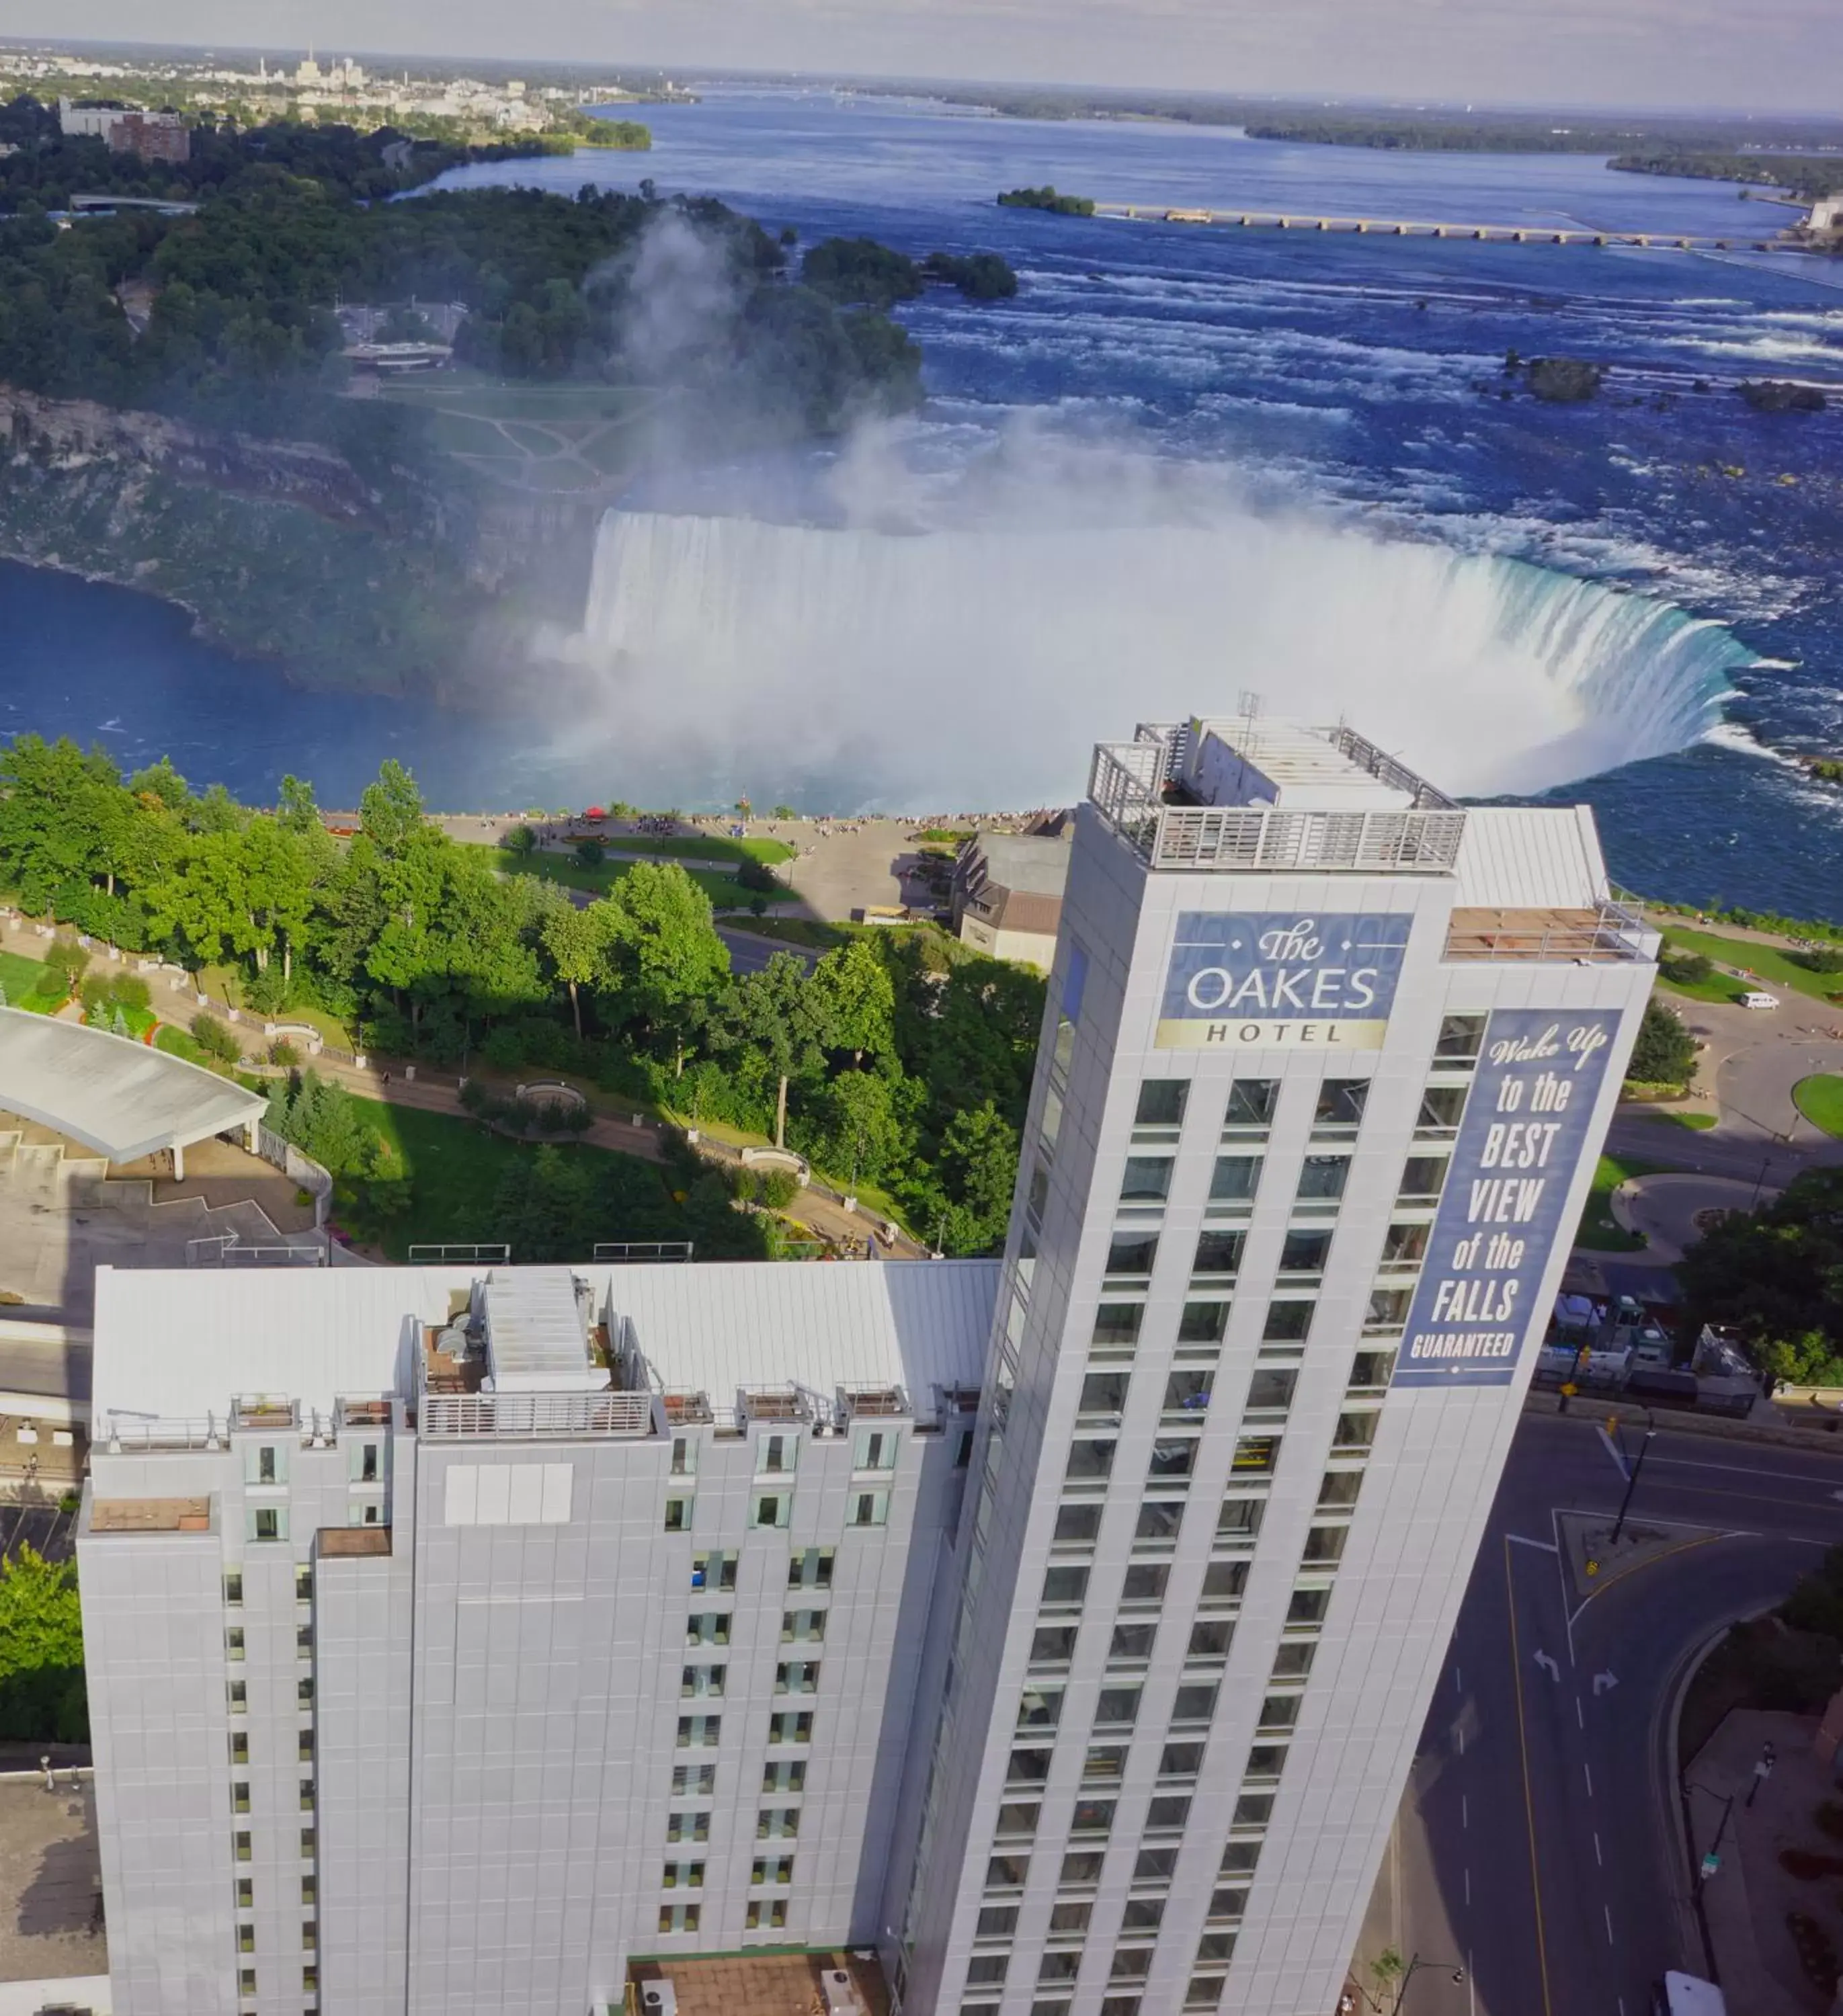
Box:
(5, 0, 1842, 116)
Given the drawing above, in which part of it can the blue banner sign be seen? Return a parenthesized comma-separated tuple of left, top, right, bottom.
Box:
(1391, 1007, 1622, 1389)
(1157, 913, 1413, 1051)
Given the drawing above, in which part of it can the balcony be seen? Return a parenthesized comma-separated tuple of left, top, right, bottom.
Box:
(1444, 902, 1657, 964)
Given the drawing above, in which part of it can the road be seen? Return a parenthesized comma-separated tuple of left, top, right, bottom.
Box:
(1373, 1413, 1843, 2016)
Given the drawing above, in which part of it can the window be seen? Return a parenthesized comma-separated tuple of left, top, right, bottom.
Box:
(745, 1898, 788, 1931)
(1231, 1436, 1281, 1476)
(1102, 1998, 1142, 2016)
(1397, 1155, 1449, 1204)
(1279, 1229, 1332, 1275)
(854, 1428, 899, 1470)
(247, 1507, 288, 1544)
(1159, 1743, 1204, 1782)
(1245, 1743, 1288, 1781)
(756, 1807, 801, 1840)
(1273, 1641, 1317, 1679)
(1435, 1012, 1487, 1060)
(239, 1968, 257, 1997)
(1069, 1799, 1116, 1836)
(237, 1878, 254, 1908)
(296, 1624, 313, 1654)
(1262, 1301, 1313, 1342)
(1120, 1157, 1173, 1203)
(1095, 1685, 1141, 1727)
(232, 1781, 251, 1814)
(788, 1548, 834, 1590)
(1257, 1695, 1301, 1732)
(1303, 1525, 1349, 1564)
(762, 1760, 807, 1794)
(298, 1730, 315, 1762)
(230, 1732, 249, 1765)
(1066, 1439, 1116, 1482)
(1109, 1951, 1151, 1984)
(754, 1491, 792, 1529)
(1225, 1079, 1278, 1128)
(1060, 1849, 1105, 1885)
(1018, 1684, 1063, 1729)
(1222, 1841, 1262, 1874)
(686, 1613, 731, 1646)
(753, 1855, 795, 1885)
(1218, 1497, 1265, 1538)
(1234, 1793, 1276, 1826)
(1077, 1372, 1129, 1420)
(967, 1958, 1010, 1988)
(1335, 1411, 1379, 1452)
(1365, 1288, 1411, 1333)
(667, 1810, 710, 1844)
(664, 1498, 691, 1534)
(1161, 1371, 1210, 1419)
(298, 1779, 315, 1812)
(1184, 1976, 1224, 2012)
(1057, 1501, 1106, 1548)
(776, 1661, 820, 1693)
(782, 1609, 827, 1643)
(1173, 1681, 1219, 1724)
(1028, 1162, 1050, 1224)
(692, 1552, 737, 1593)
(1245, 1368, 1297, 1414)
(1031, 1625, 1078, 1665)
(1109, 1622, 1157, 1663)
(1297, 1154, 1350, 1202)
(294, 1564, 313, 1601)
(995, 1800, 1040, 1839)
(1381, 1220, 1430, 1265)
(769, 1711, 814, 1745)
(247, 1444, 286, 1487)
(757, 1433, 798, 1476)
(1121, 1563, 1168, 1604)
(1083, 1744, 1128, 1783)
(1106, 1232, 1159, 1279)
(1314, 1079, 1368, 1128)
(1043, 1564, 1090, 1607)
(1319, 1469, 1364, 1511)
(1288, 1587, 1332, 1626)
(676, 1716, 721, 1748)
(987, 1854, 1032, 1890)
(1196, 1933, 1237, 1965)
(1201, 1561, 1249, 1603)
(235, 1831, 252, 1863)
(1209, 1155, 1261, 1203)
(1092, 1304, 1145, 1347)
(1135, 1499, 1184, 1544)
(1123, 1895, 1166, 1931)
(1418, 1084, 1468, 1134)
(303, 1966, 319, 1996)
(1038, 1953, 1082, 1985)
(681, 1664, 725, 1699)
(300, 1829, 315, 1858)
(1178, 1301, 1229, 1345)
(1188, 1620, 1234, 1662)
(850, 1490, 890, 1527)
(1350, 1350, 1395, 1389)
(1148, 1438, 1197, 1480)
(1135, 1079, 1188, 1129)
(1192, 1229, 1245, 1277)
(224, 1572, 243, 1605)
(1209, 1887, 1247, 1921)
(354, 1441, 381, 1484)
(671, 1764, 717, 1796)
(1049, 1901, 1092, 1934)
(657, 1904, 700, 1933)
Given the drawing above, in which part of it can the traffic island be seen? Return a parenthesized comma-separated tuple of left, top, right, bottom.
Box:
(1557, 1508, 1721, 1601)
(1682, 1707, 1840, 2015)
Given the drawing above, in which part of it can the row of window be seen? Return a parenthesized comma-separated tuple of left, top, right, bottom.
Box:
(689, 1547, 835, 1593)
(669, 1429, 901, 1478)
(657, 1898, 789, 1933)
(237, 1966, 317, 2005)
(240, 1439, 384, 1488)
(1106, 1213, 1434, 1287)
(668, 1488, 890, 1534)
(663, 1852, 798, 1888)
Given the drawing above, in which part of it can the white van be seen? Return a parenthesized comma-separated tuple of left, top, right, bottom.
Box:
(1654, 1973, 1726, 2016)
(1739, 991, 1779, 1011)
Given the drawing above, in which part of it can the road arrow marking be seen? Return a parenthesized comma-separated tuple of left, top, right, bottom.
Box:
(1594, 1670, 1619, 1696)
(1534, 1650, 1560, 1680)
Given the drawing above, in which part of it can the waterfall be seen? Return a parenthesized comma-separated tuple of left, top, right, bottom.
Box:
(573, 505, 1748, 811)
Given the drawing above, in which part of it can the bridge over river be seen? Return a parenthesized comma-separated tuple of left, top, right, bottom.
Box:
(1092, 203, 1802, 253)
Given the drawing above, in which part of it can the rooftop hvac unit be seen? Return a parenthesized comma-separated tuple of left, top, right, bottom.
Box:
(821, 1970, 866, 2016)
(641, 1983, 678, 2016)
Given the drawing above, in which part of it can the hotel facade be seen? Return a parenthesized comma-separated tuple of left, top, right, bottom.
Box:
(77, 715, 1656, 2016)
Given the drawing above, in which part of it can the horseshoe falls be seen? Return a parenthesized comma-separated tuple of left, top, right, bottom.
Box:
(576, 507, 1746, 813)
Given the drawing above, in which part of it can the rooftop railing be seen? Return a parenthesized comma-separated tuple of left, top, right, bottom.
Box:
(419, 1390, 654, 1439)
(1443, 900, 1658, 964)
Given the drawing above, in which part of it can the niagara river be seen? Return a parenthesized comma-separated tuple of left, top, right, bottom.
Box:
(4, 84, 1842, 918)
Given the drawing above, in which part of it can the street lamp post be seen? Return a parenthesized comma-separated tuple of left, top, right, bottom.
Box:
(1746, 1740, 1777, 1808)
(1687, 1782, 1738, 1896)
(1392, 1955, 1467, 2011)
(1610, 1413, 1658, 1546)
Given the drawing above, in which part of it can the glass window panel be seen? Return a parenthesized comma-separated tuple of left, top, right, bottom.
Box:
(1109, 1622, 1157, 1661)
(1209, 1156, 1262, 1202)
(1122, 1563, 1168, 1602)
(987, 1855, 1031, 1890)
(1217, 1497, 1265, 1537)
(1262, 1301, 1313, 1342)
(1148, 1438, 1197, 1480)
(1051, 1901, 1093, 1933)
(1094, 1686, 1141, 1726)
(1179, 1301, 1229, 1344)
(1398, 1155, 1449, 1203)
(1173, 1681, 1219, 1722)
(1222, 1842, 1262, 1874)
(1318, 1470, 1363, 1510)
(1279, 1229, 1332, 1274)
(1120, 1158, 1173, 1203)
(1055, 1501, 1104, 1544)
(1297, 1155, 1350, 1201)
(1043, 1564, 1089, 1606)
(1435, 1013, 1487, 1060)
(1078, 1373, 1130, 1419)
(1066, 1439, 1117, 1482)
(1231, 1436, 1281, 1475)
(1245, 1369, 1297, 1413)
(1335, 1411, 1379, 1451)
(1082, 1745, 1128, 1783)
(1135, 1500, 1184, 1542)
(1288, 1587, 1332, 1624)
(1032, 1624, 1079, 1663)
(1201, 1561, 1249, 1601)
(1418, 1085, 1468, 1131)
(1134, 1847, 1178, 1881)
(1147, 1795, 1191, 1831)
(1272, 1641, 1317, 1679)
(1192, 1229, 1245, 1276)
(1315, 1079, 1368, 1126)
(1382, 1220, 1430, 1264)
(1163, 1371, 1213, 1415)
(1303, 1525, 1349, 1564)
(1122, 1896, 1165, 1931)
(1106, 1232, 1159, 1277)
(1093, 1304, 1145, 1347)
(1070, 1799, 1116, 1835)
(1135, 1080, 1188, 1128)
(1060, 1851, 1105, 1885)
(1188, 1620, 1234, 1660)
(1225, 1080, 1278, 1126)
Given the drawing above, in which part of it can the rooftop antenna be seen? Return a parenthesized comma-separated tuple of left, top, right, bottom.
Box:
(1233, 687, 1264, 795)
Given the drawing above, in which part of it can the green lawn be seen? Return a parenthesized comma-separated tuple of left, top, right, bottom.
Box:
(462, 842, 760, 911)
(1794, 1075, 1843, 1140)
(1660, 927, 1842, 1004)
(602, 834, 797, 868)
(1656, 1109, 1719, 1130)
(0, 949, 65, 1013)
(731, 917, 854, 953)
(344, 1096, 653, 1260)
(1575, 1154, 1672, 1252)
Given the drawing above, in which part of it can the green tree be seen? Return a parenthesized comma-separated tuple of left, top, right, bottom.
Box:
(540, 896, 603, 1042)
(598, 862, 731, 1073)
(807, 1068, 909, 1185)
(1678, 1167, 1843, 1377)
(716, 951, 825, 1148)
(0, 1545, 87, 1742)
(501, 823, 538, 858)
(808, 937, 896, 1064)
(1627, 1001, 1696, 1087)
(914, 1099, 1019, 1255)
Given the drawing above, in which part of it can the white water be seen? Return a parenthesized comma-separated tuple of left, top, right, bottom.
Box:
(574, 501, 1749, 812)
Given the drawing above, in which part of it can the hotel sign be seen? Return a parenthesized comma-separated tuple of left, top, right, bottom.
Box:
(1391, 1007, 1621, 1389)
(1156, 913, 1414, 1051)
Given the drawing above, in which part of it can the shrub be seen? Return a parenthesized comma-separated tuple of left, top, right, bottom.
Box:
(501, 823, 537, 857)
(481, 1025, 525, 1070)
(759, 1168, 801, 1210)
(190, 1012, 242, 1065)
(42, 941, 89, 997)
(270, 1039, 301, 1068)
(1781, 1849, 1843, 1881)
(1662, 952, 1714, 985)
(574, 837, 607, 868)
(1797, 948, 1843, 976)
(111, 972, 151, 1014)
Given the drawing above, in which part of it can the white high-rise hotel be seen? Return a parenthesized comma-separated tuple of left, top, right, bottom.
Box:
(77, 714, 1656, 2016)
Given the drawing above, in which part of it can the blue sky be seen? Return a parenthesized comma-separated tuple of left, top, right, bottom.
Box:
(13, 0, 1843, 114)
